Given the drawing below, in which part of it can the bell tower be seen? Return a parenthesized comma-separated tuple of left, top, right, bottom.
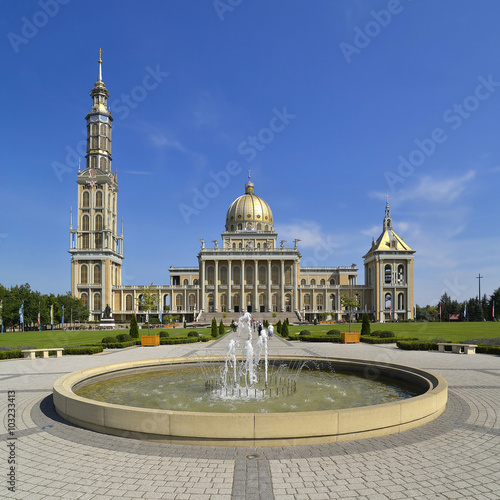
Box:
(363, 196, 415, 322)
(69, 50, 123, 321)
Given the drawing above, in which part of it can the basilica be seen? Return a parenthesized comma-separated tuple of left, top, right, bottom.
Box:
(69, 54, 415, 324)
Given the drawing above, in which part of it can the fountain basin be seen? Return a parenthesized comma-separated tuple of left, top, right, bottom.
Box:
(53, 356, 447, 447)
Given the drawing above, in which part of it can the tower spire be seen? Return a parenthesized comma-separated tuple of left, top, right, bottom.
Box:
(98, 48, 103, 82)
(383, 193, 393, 231)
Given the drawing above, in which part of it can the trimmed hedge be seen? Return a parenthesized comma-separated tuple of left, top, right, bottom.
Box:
(116, 333, 132, 342)
(102, 336, 117, 343)
(371, 330, 395, 338)
(0, 350, 23, 359)
(64, 346, 104, 355)
(187, 331, 199, 337)
(299, 336, 341, 342)
(397, 341, 439, 351)
(327, 329, 341, 335)
(361, 336, 418, 344)
(299, 330, 311, 336)
(159, 331, 170, 338)
(102, 340, 140, 349)
(477, 345, 500, 355)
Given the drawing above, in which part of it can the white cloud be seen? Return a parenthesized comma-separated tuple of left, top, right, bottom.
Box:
(276, 220, 341, 249)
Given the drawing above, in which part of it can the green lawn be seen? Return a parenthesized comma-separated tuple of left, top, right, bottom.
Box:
(0, 326, 214, 349)
(287, 322, 500, 343)
(0, 322, 498, 349)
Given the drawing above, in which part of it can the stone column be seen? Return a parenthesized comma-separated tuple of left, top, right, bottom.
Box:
(254, 259, 258, 313)
(200, 260, 206, 312)
(280, 260, 285, 312)
(241, 258, 245, 312)
(293, 259, 298, 311)
(267, 259, 272, 312)
(228, 259, 232, 312)
(214, 260, 219, 312)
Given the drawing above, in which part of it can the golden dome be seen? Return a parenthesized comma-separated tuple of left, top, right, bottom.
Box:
(225, 180, 274, 232)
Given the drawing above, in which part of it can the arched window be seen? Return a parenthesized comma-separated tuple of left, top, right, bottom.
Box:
(91, 156, 97, 168)
(96, 190, 103, 207)
(176, 294, 183, 311)
(258, 266, 266, 285)
(91, 137, 98, 149)
(310, 279, 316, 286)
(385, 292, 392, 311)
(193, 279, 199, 285)
(232, 266, 241, 285)
(81, 265, 88, 284)
(317, 294, 323, 310)
(320, 279, 325, 286)
(237, 223, 243, 230)
(94, 292, 101, 311)
(95, 214, 103, 231)
(94, 265, 101, 284)
(285, 294, 292, 312)
(330, 294, 337, 310)
(259, 293, 266, 310)
(257, 223, 261, 230)
(81, 234, 89, 249)
(232, 293, 240, 312)
(284, 266, 292, 285)
(246, 293, 253, 311)
(271, 266, 279, 285)
(272, 293, 278, 312)
(208, 293, 214, 313)
(188, 294, 196, 311)
(385, 264, 392, 284)
(183, 279, 189, 286)
(238, 242, 242, 249)
(231, 225, 235, 231)
(397, 264, 405, 285)
(207, 266, 214, 285)
(232, 243, 236, 249)
(330, 278, 336, 286)
(300, 279, 306, 285)
(83, 191, 90, 208)
(82, 215, 89, 231)
(220, 294, 227, 312)
(100, 157, 107, 170)
(245, 266, 253, 285)
(304, 294, 311, 310)
(91, 124, 98, 135)
(81, 293, 88, 309)
(126, 295, 133, 311)
(95, 232, 102, 249)
(220, 266, 228, 285)
(398, 293, 405, 310)
(368, 267, 373, 285)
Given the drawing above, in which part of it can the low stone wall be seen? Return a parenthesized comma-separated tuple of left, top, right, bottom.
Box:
(53, 356, 448, 447)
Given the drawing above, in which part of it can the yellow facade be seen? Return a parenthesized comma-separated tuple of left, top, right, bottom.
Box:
(70, 56, 415, 324)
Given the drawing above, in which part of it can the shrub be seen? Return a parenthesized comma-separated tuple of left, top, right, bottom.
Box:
(327, 329, 341, 335)
(116, 333, 132, 342)
(477, 345, 500, 355)
(361, 313, 371, 336)
(397, 341, 439, 351)
(159, 331, 169, 338)
(281, 321, 289, 338)
(130, 314, 139, 339)
(0, 350, 23, 359)
(276, 320, 282, 334)
(299, 336, 340, 343)
(102, 336, 117, 344)
(379, 330, 395, 338)
(299, 330, 311, 335)
(211, 317, 218, 338)
(187, 331, 198, 337)
(263, 319, 269, 328)
(64, 346, 103, 355)
(313, 318, 317, 325)
(219, 319, 225, 336)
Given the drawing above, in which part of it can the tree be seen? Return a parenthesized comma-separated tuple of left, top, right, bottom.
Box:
(341, 293, 360, 332)
(219, 319, 225, 336)
(490, 287, 500, 321)
(211, 317, 218, 337)
(281, 320, 289, 338)
(136, 283, 159, 334)
(276, 320, 282, 334)
(361, 313, 371, 335)
(129, 314, 139, 339)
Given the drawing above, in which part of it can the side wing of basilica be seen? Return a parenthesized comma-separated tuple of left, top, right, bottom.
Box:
(69, 54, 415, 325)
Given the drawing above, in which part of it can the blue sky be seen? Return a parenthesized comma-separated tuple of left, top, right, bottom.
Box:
(1, 0, 499, 306)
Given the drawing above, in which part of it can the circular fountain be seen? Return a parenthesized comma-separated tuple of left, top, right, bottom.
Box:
(53, 313, 447, 446)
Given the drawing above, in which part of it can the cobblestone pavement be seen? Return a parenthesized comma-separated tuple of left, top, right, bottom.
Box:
(1, 335, 499, 499)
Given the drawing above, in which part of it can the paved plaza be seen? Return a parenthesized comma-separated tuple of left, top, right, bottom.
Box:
(1, 334, 499, 500)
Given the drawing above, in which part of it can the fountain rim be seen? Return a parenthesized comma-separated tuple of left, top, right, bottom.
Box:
(53, 355, 448, 447)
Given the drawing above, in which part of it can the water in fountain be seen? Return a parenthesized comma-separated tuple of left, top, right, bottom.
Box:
(203, 312, 303, 399)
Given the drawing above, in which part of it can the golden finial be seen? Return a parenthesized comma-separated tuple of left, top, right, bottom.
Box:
(98, 47, 103, 63)
(248, 169, 252, 180)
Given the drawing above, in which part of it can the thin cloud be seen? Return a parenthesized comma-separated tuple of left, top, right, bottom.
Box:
(124, 170, 153, 176)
